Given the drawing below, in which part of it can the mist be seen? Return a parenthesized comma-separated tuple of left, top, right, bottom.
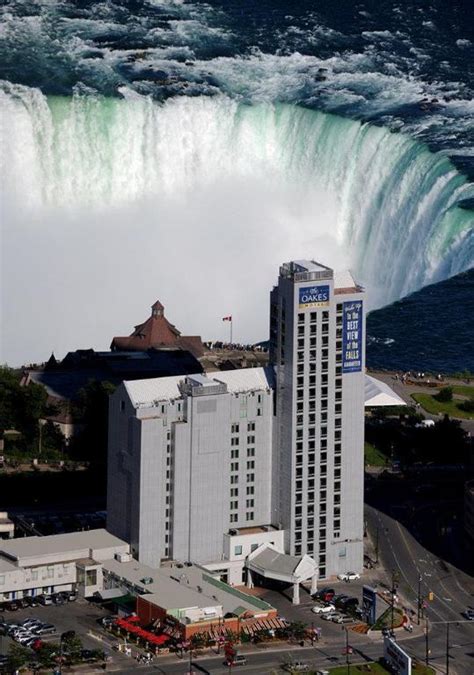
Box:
(1, 176, 348, 366)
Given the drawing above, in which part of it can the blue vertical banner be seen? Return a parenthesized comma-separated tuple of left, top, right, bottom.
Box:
(342, 301, 363, 373)
(362, 585, 377, 625)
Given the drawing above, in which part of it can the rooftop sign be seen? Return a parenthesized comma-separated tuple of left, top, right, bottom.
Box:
(298, 285, 330, 309)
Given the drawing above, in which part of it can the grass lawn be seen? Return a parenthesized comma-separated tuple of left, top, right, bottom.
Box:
(372, 607, 404, 630)
(451, 384, 474, 398)
(411, 393, 474, 420)
(328, 664, 390, 674)
(327, 661, 434, 675)
(364, 442, 387, 467)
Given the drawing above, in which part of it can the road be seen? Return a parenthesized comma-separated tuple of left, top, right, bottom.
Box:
(366, 504, 474, 674)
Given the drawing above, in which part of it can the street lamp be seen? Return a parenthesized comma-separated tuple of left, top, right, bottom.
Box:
(390, 570, 399, 631)
(417, 574, 423, 625)
(445, 622, 450, 675)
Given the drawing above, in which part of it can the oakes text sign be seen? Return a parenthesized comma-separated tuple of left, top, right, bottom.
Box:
(342, 301, 363, 373)
(299, 285, 330, 309)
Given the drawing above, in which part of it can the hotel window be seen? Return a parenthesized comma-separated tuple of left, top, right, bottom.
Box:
(231, 449, 239, 459)
(247, 435, 255, 444)
(247, 447, 255, 457)
(231, 437, 239, 446)
(310, 312, 317, 322)
(247, 461, 255, 470)
(246, 473, 255, 483)
(230, 488, 239, 497)
(231, 462, 239, 472)
(295, 545, 302, 555)
(246, 499, 254, 508)
(246, 512, 254, 522)
(230, 501, 238, 510)
(298, 325, 304, 336)
(231, 423, 239, 433)
(234, 545, 243, 555)
(297, 363, 304, 374)
(230, 514, 238, 523)
(231, 475, 239, 484)
(246, 486, 254, 495)
(247, 422, 255, 431)
(298, 313, 305, 323)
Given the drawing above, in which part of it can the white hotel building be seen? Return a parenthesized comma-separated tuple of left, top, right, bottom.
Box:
(106, 260, 370, 601)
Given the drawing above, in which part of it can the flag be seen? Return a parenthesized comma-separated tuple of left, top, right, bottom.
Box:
(222, 316, 232, 322)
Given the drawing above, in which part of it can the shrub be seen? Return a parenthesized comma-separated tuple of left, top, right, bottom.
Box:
(435, 387, 453, 402)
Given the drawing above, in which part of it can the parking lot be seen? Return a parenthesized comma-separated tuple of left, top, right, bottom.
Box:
(0, 596, 133, 669)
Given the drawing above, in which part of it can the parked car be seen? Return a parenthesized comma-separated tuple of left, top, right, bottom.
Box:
(32, 624, 56, 635)
(99, 615, 117, 628)
(21, 619, 42, 629)
(338, 572, 361, 582)
(321, 612, 338, 621)
(330, 614, 344, 623)
(283, 663, 310, 672)
(313, 587, 335, 602)
(38, 595, 53, 606)
(59, 590, 77, 602)
(462, 609, 474, 621)
(312, 603, 335, 614)
(339, 597, 359, 612)
(224, 654, 247, 666)
(52, 593, 65, 605)
(333, 594, 350, 608)
(4, 601, 19, 611)
(24, 596, 39, 607)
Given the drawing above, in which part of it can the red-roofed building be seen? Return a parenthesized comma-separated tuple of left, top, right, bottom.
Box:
(110, 300, 205, 358)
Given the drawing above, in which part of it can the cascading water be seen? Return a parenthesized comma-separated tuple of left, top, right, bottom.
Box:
(2, 83, 473, 307)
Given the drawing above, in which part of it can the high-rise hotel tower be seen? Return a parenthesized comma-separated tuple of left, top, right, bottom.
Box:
(107, 260, 365, 585)
(269, 261, 365, 578)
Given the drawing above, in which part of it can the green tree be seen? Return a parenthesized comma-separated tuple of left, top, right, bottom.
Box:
(7, 642, 31, 671)
(36, 642, 59, 669)
(62, 634, 83, 662)
(286, 621, 307, 641)
(70, 380, 116, 461)
(459, 398, 474, 413)
(41, 420, 66, 455)
(435, 387, 453, 402)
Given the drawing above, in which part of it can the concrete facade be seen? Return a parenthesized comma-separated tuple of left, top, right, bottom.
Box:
(270, 261, 365, 578)
(107, 260, 366, 581)
(107, 371, 274, 570)
(0, 529, 129, 602)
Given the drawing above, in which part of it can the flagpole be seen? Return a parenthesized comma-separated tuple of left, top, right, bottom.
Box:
(230, 318, 233, 345)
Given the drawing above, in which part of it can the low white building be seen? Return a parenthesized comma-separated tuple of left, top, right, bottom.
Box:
(0, 529, 129, 602)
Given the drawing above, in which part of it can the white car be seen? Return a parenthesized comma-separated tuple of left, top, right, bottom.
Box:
(312, 603, 336, 614)
(321, 612, 338, 621)
(338, 572, 361, 582)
